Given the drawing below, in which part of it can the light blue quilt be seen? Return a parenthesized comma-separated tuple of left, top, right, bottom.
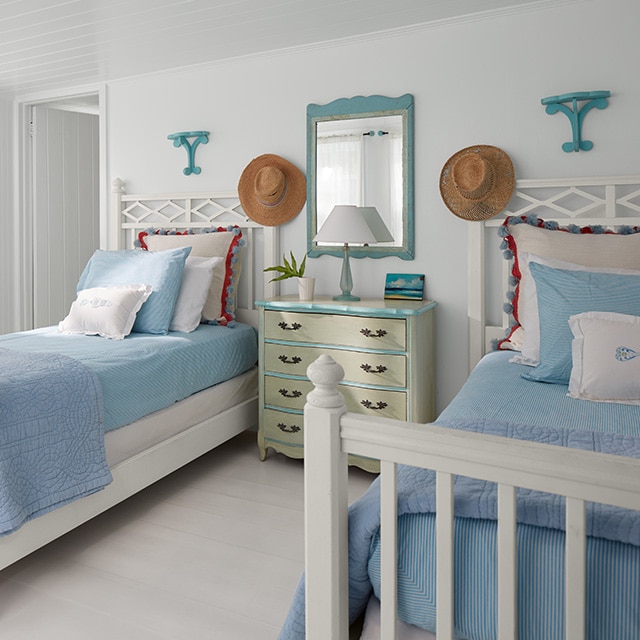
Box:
(279, 352, 640, 639)
(0, 347, 112, 536)
(0, 323, 258, 431)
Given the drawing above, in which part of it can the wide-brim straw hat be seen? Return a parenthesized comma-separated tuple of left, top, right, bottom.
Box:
(439, 145, 515, 221)
(238, 154, 306, 226)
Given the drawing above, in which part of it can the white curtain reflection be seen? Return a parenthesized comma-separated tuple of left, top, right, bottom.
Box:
(316, 130, 402, 246)
(316, 134, 363, 229)
(388, 131, 403, 244)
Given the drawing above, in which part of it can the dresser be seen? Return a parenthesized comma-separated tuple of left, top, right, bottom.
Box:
(256, 296, 437, 472)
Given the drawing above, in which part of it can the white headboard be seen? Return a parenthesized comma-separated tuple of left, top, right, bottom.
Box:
(112, 178, 278, 327)
(468, 174, 640, 372)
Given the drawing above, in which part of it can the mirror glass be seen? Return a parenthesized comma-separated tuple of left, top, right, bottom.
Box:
(307, 94, 414, 259)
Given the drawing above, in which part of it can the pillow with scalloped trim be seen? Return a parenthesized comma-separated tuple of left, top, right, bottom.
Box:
(137, 227, 244, 326)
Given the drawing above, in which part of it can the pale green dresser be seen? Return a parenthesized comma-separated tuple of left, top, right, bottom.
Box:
(256, 296, 437, 472)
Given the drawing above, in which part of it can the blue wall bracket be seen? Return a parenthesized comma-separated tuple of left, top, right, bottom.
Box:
(167, 130, 209, 175)
(541, 91, 610, 152)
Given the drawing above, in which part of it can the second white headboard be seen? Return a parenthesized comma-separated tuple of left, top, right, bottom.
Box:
(468, 174, 640, 371)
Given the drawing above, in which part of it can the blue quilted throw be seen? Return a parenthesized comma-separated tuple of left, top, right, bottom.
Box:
(0, 347, 112, 535)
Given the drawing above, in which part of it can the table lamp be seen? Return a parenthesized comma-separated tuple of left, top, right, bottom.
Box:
(313, 205, 393, 301)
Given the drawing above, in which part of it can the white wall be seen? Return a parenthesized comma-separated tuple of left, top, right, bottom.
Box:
(107, 0, 640, 412)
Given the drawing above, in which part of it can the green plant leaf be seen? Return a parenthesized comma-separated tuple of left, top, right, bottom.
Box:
(263, 251, 307, 281)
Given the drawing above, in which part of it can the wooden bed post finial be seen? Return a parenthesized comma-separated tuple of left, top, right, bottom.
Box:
(306, 354, 345, 409)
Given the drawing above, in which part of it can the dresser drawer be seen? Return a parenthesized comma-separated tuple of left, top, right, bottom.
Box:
(264, 343, 407, 388)
(342, 386, 407, 420)
(264, 310, 406, 351)
(264, 375, 313, 410)
(263, 408, 304, 447)
(264, 374, 406, 419)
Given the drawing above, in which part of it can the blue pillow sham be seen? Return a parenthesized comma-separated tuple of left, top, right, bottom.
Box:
(523, 261, 640, 384)
(77, 247, 192, 335)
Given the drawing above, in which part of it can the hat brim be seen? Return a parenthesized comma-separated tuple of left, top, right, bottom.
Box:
(238, 154, 306, 226)
(439, 145, 515, 221)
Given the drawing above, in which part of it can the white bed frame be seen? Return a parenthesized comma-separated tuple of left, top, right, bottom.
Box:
(0, 179, 278, 571)
(303, 175, 640, 640)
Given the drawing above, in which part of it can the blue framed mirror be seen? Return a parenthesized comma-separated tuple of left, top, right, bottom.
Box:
(307, 94, 414, 260)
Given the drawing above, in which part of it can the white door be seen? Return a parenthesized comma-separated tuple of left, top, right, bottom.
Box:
(31, 105, 99, 328)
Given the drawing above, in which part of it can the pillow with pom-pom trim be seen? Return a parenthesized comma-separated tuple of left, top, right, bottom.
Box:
(498, 216, 640, 364)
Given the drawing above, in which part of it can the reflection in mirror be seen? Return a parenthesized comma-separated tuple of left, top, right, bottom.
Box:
(307, 94, 414, 260)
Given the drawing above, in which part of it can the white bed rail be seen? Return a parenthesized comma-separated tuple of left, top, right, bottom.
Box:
(304, 355, 640, 640)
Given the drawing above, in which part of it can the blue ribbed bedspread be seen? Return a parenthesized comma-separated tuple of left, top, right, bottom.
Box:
(279, 351, 640, 640)
(0, 323, 258, 431)
(0, 348, 112, 535)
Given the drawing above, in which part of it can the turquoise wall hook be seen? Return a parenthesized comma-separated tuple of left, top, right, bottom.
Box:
(541, 91, 610, 152)
(167, 130, 209, 175)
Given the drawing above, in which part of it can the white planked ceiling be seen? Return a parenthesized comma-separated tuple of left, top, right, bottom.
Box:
(0, 0, 566, 98)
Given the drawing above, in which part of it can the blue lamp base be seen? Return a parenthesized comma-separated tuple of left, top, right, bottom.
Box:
(333, 243, 360, 301)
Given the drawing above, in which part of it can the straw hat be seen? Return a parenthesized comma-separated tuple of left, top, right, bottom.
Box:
(238, 154, 306, 226)
(439, 145, 515, 221)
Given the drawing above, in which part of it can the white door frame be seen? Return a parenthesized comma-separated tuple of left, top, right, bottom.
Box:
(13, 84, 108, 330)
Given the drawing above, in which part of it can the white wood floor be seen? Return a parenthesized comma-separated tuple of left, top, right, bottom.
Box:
(0, 431, 374, 639)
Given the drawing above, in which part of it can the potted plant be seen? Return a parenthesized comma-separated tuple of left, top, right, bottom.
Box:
(264, 251, 315, 301)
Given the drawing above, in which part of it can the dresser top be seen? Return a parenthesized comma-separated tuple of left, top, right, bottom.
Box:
(256, 296, 437, 318)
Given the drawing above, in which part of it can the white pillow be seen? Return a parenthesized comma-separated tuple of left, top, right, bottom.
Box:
(568, 311, 640, 404)
(59, 284, 152, 340)
(170, 256, 223, 333)
(512, 253, 640, 366)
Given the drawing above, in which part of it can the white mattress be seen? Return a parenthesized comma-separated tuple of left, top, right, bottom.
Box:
(105, 366, 258, 467)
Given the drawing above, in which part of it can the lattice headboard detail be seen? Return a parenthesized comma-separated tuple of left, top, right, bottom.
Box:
(112, 178, 278, 326)
(468, 175, 640, 371)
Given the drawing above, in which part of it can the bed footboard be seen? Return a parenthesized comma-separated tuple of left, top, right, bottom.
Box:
(304, 355, 640, 640)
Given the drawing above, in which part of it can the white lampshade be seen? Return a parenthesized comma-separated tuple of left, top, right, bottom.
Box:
(358, 207, 394, 243)
(313, 205, 393, 245)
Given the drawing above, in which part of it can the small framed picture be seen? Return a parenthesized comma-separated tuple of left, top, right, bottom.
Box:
(384, 274, 425, 300)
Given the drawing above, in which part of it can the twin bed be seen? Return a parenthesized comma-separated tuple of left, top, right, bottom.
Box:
(0, 180, 277, 570)
(281, 175, 640, 640)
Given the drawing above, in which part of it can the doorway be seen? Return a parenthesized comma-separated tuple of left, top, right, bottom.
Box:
(21, 91, 102, 330)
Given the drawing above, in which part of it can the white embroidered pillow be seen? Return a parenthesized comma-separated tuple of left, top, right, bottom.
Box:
(568, 311, 640, 405)
(59, 284, 152, 340)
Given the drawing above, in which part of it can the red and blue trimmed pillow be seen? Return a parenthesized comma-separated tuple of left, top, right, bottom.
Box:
(497, 215, 640, 362)
(136, 226, 244, 326)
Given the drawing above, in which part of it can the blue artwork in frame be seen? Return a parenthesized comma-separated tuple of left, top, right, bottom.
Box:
(384, 273, 425, 300)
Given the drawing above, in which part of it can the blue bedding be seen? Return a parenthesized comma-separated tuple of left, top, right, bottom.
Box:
(0, 323, 258, 431)
(0, 323, 257, 537)
(279, 351, 640, 639)
(0, 348, 112, 535)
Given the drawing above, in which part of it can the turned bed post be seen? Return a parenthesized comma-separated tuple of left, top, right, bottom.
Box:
(304, 354, 350, 640)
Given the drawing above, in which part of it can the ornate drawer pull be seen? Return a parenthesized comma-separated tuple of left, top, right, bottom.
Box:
(278, 354, 302, 365)
(277, 422, 301, 433)
(361, 399, 389, 411)
(278, 321, 302, 331)
(279, 388, 302, 399)
(360, 328, 387, 338)
(360, 363, 388, 374)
